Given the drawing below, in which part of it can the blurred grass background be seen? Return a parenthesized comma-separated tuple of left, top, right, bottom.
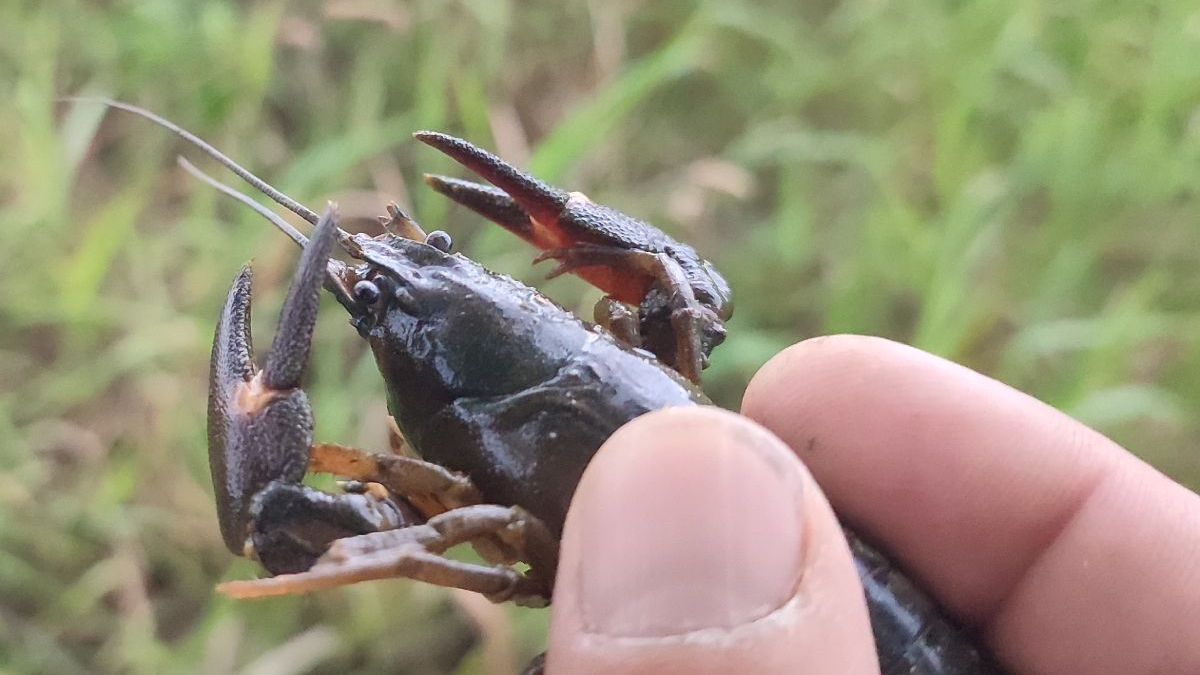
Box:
(2, 0, 1198, 673)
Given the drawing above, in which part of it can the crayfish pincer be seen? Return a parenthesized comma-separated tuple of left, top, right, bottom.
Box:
(207, 205, 421, 574)
(418, 131, 733, 383)
(80, 98, 1005, 674)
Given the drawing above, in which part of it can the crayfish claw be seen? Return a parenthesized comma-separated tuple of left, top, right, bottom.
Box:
(207, 204, 341, 557)
(414, 132, 569, 230)
(210, 265, 256, 396)
(208, 273, 312, 554)
(415, 132, 732, 382)
(423, 174, 535, 239)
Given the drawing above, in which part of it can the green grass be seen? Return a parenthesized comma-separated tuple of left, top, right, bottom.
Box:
(2, 0, 1197, 672)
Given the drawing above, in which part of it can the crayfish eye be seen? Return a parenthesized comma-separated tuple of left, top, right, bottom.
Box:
(424, 230, 453, 253)
(353, 279, 381, 305)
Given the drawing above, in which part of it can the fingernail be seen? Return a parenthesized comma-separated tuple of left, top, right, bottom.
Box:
(573, 408, 806, 637)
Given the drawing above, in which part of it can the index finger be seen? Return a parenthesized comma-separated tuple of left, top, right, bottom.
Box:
(741, 335, 1200, 674)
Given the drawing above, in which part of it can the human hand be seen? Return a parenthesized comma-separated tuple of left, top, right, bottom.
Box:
(544, 335, 1200, 675)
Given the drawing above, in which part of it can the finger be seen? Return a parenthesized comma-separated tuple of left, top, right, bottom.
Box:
(547, 407, 879, 675)
(742, 335, 1200, 674)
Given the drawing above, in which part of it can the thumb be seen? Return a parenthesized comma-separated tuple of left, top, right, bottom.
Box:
(546, 407, 879, 675)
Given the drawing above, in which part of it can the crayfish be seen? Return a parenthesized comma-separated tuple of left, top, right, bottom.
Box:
(82, 99, 1003, 674)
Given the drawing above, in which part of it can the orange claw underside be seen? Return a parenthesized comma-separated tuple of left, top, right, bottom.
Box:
(414, 133, 656, 307)
(575, 267, 653, 306)
(523, 215, 654, 306)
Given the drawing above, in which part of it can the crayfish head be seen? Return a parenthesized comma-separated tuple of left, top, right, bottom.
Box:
(342, 232, 583, 438)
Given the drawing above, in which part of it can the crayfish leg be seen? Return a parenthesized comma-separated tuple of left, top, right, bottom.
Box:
(307, 443, 521, 566)
(308, 442, 482, 517)
(218, 504, 557, 607)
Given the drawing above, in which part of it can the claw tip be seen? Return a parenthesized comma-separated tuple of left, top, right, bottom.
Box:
(413, 131, 462, 151)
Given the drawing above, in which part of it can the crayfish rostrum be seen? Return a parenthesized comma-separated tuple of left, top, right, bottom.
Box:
(79, 99, 1004, 675)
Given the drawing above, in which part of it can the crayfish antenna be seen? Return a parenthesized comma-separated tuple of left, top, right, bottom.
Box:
(63, 97, 322, 225)
(414, 132, 570, 229)
(178, 157, 358, 311)
(178, 157, 310, 248)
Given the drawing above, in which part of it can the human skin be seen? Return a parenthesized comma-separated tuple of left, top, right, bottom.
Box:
(545, 335, 1200, 675)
